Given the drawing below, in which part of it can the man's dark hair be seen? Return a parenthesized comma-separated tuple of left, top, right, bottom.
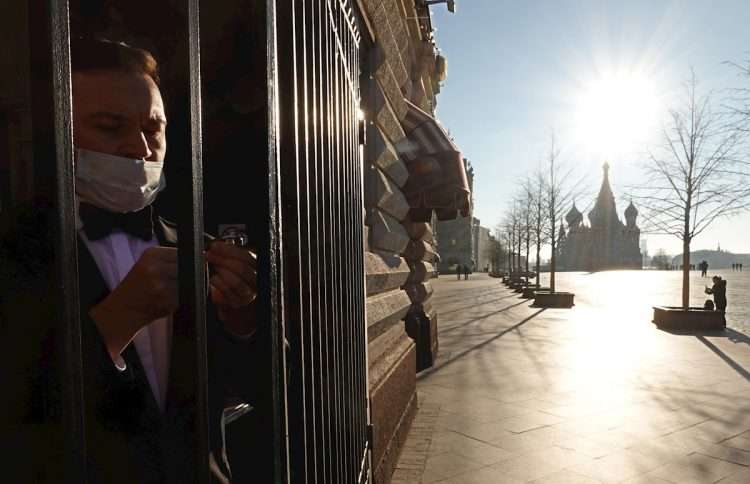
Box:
(71, 38, 160, 85)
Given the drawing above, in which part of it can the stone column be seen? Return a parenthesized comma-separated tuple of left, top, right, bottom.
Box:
(402, 222, 439, 371)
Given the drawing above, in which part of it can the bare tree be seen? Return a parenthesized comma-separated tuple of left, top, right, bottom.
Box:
(651, 249, 672, 271)
(542, 134, 583, 293)
(484, 234, 506, 273)
(501, 201, 522, 274)
(520, 191, 532, 279)
(726, 58, 750, 132)
(630, 71, 750, 309)
(523, 171, 548, 287)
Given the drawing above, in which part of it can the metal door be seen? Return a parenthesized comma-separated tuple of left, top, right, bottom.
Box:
(273, 0, 370, 482)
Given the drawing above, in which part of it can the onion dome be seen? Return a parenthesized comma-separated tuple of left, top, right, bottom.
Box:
(566, 202, 583, 227)
(624, 200, 638, 227)
(625, 200, 638, 219)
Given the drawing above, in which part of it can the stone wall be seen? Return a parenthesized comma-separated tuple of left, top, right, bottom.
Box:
(358, 0, 444, 482)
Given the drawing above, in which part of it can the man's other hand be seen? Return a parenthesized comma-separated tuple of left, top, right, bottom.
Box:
(205, 241, 257, 337)
(90, 247, 178, 360)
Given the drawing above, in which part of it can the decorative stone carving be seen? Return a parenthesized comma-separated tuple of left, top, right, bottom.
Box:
(367, 289, 412, 341)
(367, 209, 410, 255)
(403, 281, 433, 305)
(365, 167, 410, 221)
(365, 250, 410, 296)
(366, 124, 409, 188)
(403, 239, 438, 263)
(368, 78, 406, 142)
(405, 261, 435, 285)
(402, 221, 431, 240)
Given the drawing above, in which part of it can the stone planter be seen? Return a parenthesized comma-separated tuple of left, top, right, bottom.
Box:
(522, 286, 550, 299)
(652, 306, 725, 331)
(533, 291, 575, 308)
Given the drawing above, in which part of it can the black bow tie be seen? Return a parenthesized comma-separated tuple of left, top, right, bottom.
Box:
(79, 203, 154, 241)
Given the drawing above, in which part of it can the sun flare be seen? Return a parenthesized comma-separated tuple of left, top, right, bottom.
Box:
(573, 72, 661, 157)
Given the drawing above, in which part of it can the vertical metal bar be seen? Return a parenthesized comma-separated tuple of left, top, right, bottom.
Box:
(319, 3, 340, 480)
(48, 0, 86, 480)
(274, 0, 312, 481)
(173, 0, 209, 481)
(302, 1, 327, 481)
(324, 3, 341, 481)
(311, 4, 332, 481)
(255, 0, 289, 481)
(332, 2, 352, 477)
(341, 7, 356, 477)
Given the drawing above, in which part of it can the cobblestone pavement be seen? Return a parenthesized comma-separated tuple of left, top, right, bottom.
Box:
(407, 271, 750, 484)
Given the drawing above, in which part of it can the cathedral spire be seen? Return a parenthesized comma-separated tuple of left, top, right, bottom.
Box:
(589, 161, 618, 227)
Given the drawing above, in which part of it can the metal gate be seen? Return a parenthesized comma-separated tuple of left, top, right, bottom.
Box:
(274, 0, 370, 482)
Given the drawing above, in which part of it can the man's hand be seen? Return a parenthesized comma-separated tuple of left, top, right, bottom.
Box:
(90, 247, 178, 360)
(205, 241, 257, 337)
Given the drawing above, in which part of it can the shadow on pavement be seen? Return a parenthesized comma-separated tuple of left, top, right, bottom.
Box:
(655, 327, 750, 381)
(695, 335, 750, 382)
(438, 293, 523, 320)
(417, 308, 547, 381)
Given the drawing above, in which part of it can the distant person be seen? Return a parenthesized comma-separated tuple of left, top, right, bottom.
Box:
(464, 265, 470, 280)
(704, 299, 715, 311)
(705, 275, 727, 322)
(456, 265, 462, 280)
(700, 260, 708, 277)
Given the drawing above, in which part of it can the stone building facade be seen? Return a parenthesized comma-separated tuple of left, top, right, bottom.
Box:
(359, 1, 469, 482)
(558, 163, 642, 271)
(434, 158, 475, 272)
(473, 221, 492, 272)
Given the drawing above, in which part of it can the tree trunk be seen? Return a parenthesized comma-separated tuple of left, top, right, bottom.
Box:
(535, 243, 541, 288)
(525, 234, 530, 280)
(682, 188, 692, 310)
(517, 231, 523, 273)
(550, 225, 557, 293)
(508, 244, 512, 273)
(682, 238, 690, 310)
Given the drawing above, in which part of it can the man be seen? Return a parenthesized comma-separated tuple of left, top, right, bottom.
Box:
(2, 38, 256, 483)
(705, 275, 728, 323)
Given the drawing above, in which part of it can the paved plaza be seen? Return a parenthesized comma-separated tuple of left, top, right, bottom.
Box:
(396, 271, 750, 484)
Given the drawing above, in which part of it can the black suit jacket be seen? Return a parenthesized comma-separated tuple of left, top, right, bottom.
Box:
(1, 203, 256, 483)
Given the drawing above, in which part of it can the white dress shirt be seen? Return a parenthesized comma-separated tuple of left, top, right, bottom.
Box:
(80, 229, 172, 412)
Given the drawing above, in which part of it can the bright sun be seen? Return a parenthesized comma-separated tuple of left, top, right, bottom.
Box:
(573, 73, 661, 158)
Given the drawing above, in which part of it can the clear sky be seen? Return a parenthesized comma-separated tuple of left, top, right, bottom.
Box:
(431, 0, 750, 257)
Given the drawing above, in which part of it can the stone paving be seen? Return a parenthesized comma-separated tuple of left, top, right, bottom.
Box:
(402, 271, 750, 484)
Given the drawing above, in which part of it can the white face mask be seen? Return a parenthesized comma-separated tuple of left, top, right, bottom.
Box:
(75, 149, 166, 213)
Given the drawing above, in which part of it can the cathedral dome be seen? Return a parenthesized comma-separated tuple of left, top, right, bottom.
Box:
(625, 201, 638, 218)
(566, 203, 583, 227)
(625, 200, 638, 227)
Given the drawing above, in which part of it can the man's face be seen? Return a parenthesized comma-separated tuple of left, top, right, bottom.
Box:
(72, 70, 167, 161)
